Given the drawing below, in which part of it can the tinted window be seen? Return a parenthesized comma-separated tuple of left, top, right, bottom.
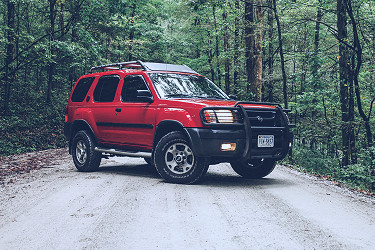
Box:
(71, 77, 95, 102)
(93, 75, 120, 102)
(121, 75, 149, 102)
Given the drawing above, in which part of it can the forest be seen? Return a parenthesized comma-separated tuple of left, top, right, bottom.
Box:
(1, 0, 375, 191)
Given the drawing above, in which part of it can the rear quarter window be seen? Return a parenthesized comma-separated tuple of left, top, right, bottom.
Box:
(71, 77, 95, 102)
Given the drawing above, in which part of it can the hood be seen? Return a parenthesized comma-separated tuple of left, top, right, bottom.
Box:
(160, 98, 276, 109)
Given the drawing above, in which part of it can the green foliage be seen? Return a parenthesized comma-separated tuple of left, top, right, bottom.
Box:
(1, 0, 375, 192)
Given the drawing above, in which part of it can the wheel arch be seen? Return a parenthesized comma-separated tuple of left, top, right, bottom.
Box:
(153, 120, 193, 150)
(69, 120, 98, 154)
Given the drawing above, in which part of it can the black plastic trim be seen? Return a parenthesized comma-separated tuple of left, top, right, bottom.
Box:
(97, 122, 153, 129)
(64, 122, 72, 139)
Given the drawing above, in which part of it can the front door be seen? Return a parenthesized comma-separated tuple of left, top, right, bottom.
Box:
(110, 74, 156, 151)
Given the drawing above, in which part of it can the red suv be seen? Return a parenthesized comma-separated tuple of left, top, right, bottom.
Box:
(64, 61, 293, 184)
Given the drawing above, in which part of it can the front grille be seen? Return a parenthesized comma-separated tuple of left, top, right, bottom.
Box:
(244, 108, 287, 158)
(245, 108, 283, 127)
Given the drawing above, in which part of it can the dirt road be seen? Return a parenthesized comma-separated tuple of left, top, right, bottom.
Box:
(0, 149, 374, 249)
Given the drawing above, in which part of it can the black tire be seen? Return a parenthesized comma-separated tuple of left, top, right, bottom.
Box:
(71, 130, 101, 172)
(230, 159, 276, 179)
(154, 131, 209, 184)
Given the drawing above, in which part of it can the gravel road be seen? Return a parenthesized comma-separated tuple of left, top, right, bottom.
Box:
(0, 149, 374, 249)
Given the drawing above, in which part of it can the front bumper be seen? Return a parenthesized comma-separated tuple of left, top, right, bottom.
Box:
(185, 126, 292, 161)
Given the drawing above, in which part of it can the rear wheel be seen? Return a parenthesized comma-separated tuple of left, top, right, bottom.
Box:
(154, 131, 209, 184)
(72, 130, 101, 172)
(230, 159, 276, 179)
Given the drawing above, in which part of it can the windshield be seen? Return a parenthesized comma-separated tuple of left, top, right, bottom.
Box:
(148, 73, 229, 100)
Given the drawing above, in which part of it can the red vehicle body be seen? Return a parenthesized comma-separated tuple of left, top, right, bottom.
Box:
(64, 61, 293, 184)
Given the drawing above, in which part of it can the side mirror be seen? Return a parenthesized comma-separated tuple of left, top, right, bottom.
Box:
(136, 90, 154, 103)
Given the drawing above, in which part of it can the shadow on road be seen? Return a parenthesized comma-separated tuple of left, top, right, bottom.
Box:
(98, 163, 160, 180)
(202, 172, 293, 188)
(95, 162, 294, 188)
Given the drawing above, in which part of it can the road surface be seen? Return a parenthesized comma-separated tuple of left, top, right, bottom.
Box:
(0, 149, 374, 249)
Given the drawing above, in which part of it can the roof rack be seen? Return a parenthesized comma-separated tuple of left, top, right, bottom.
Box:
(89, 60, 198, 74)
(90, 60, 147, 73)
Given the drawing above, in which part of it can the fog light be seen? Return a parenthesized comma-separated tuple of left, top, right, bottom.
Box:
(221, 143, 236, 151)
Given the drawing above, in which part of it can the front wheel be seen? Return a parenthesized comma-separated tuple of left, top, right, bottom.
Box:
(72, 130, 101, 172)
(154, 131, 209, 184)
(230, 159, 276, 179)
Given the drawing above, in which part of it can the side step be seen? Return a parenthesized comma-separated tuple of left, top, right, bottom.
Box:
(94, 147, 151, 158)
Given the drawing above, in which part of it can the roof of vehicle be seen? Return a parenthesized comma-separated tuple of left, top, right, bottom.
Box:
(89, 60, 198, 74)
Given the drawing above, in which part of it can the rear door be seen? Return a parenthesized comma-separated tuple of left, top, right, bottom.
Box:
(90, 74, 122, 144)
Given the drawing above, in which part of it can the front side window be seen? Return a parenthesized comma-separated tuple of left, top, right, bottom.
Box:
(121, 75, 149, 102)
(71, 77, 95, 102)
(148, 73, 229, 100)
(93, 75, 120, 102)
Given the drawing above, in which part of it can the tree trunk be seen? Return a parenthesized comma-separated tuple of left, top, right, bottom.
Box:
(128, 3, 136, 61)
(346, 0, 373, 147)
(3, 0, 16, 116)
(47, 0, 57, 103)
(59, 2, 65, 40)
(212, 3, 222, 88)
(337, 0, 356, 165)
(255, 3, 263, 101)
(207, 32, 216, 82)
(69, 0, 82, 88)
(223, 8, 230, 94)
(245, 0, 256, 96)
(266, 0, 274, 102)
(233, 0, 240, 92)
(273, 0, 288, 108)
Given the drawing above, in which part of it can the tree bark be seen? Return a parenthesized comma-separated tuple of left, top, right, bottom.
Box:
(69, 0, 82, 88)
(128, 3, 137, 61)
(255, 3, 263, 101)
(233, 0, 240, 92)
(223, 7, 230, 94)
(266, 0, 274, 102)
(273, 0, 288, 108)
(245, 0, 256, 96)
(207, 31, 216, 82)
(47, 0, 57, 104)
(337, 0, 356, 165)
(3, 0, 16, 116)
(346, 0, 373, 147)
(212, 3, 222, 88)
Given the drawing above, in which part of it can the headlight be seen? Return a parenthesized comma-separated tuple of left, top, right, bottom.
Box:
(202, 109, 237, 124)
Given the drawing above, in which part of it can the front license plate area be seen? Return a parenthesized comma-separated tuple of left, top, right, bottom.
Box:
(258, 135, 274, 148)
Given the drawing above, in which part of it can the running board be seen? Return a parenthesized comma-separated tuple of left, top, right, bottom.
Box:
(94, 147, 151, 158)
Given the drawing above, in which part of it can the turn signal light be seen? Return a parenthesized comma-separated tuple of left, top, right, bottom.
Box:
(221, 143, 236, 151)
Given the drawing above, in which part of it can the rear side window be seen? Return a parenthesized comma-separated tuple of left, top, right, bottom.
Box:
(93, 75, 120, 102)
(71, 77, 95, 102)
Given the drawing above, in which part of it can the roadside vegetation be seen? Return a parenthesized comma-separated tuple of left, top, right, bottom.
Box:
(1, 0, 374, 192)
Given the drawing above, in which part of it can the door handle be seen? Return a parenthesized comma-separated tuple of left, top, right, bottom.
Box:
(115, 108, 122, 112)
